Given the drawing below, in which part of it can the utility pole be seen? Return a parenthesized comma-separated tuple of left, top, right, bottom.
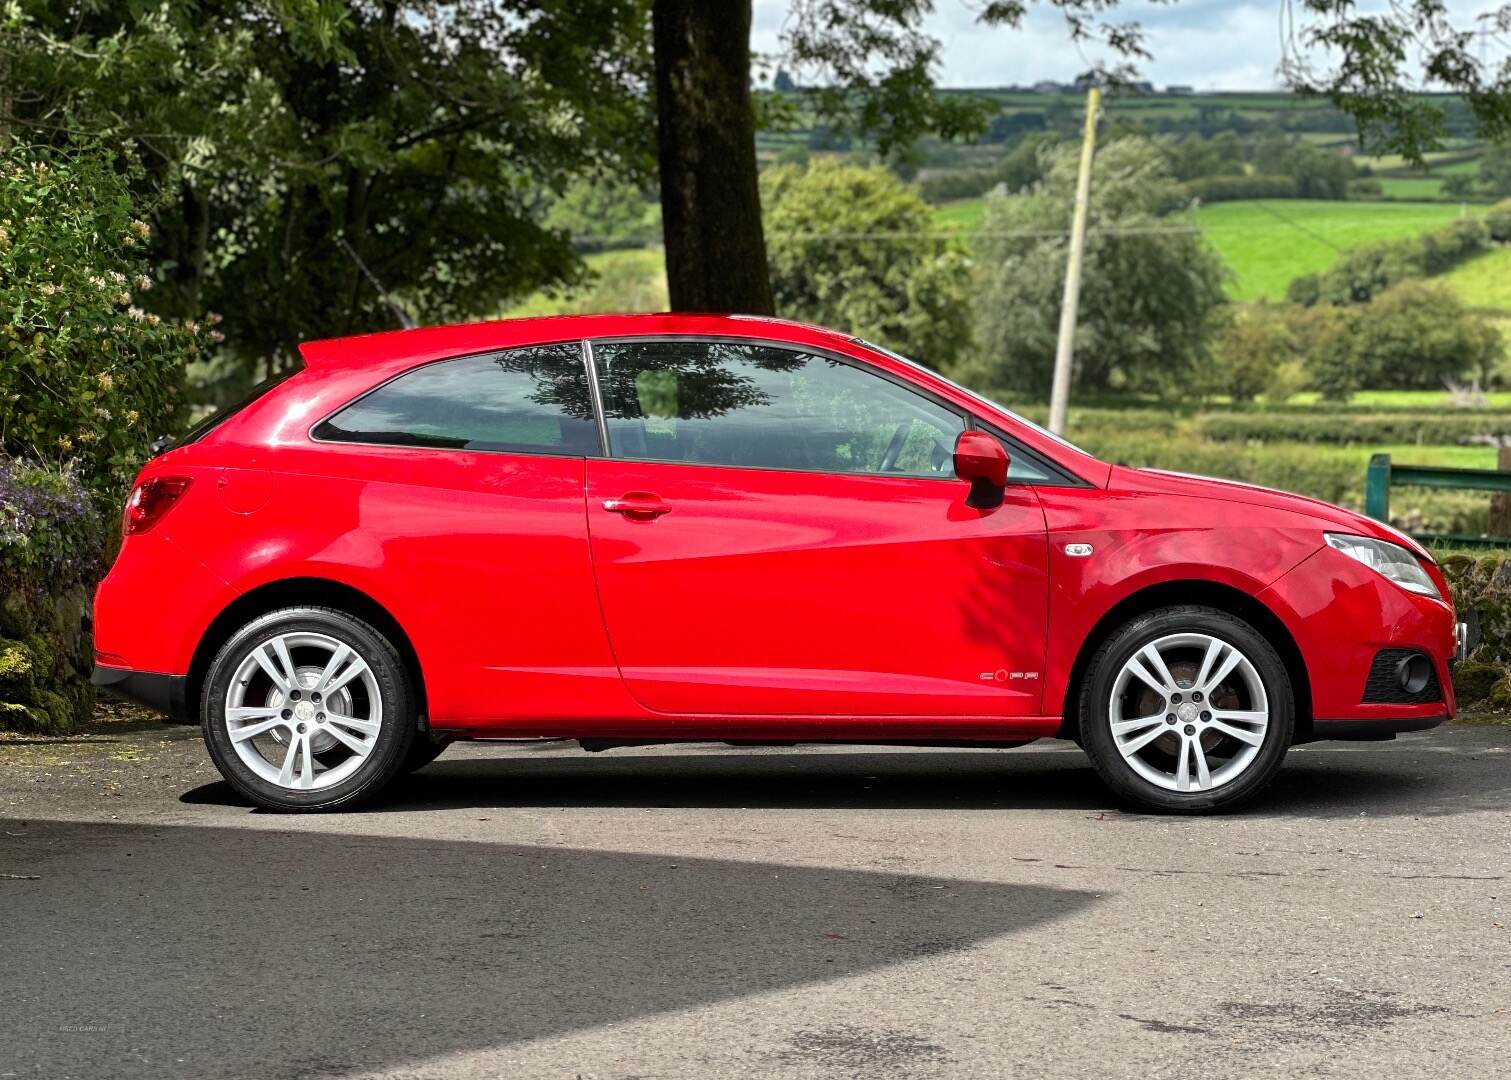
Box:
(1048, 87, 1101, 436)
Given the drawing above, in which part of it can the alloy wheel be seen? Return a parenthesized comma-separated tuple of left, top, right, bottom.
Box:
(1107, 632, 1270, 794)
(222, 631, 383, 791)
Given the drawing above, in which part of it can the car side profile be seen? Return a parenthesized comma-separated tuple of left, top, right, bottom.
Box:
(91, 314, 1461, 813)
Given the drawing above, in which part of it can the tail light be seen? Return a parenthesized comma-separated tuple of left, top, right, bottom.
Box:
(123, 476, 192, 536)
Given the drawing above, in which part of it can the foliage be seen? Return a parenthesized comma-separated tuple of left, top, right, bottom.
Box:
(775, 1, 1158, 161)
(544, 180, 662, 253)
(1439, 553, 1511, 706)
(1281, 1, 1511, 162)
(0, 459, 104, 734)
(4, 0, 656, 374)
(1208, 306, 1295, 404)
(917, 133, 1058, 203)
(1351, 281, 1504, 389)
(1263, 359, 1311, 404)
(1252, 136, 1356, 198)
(1482, 144, 1511, 197)
(1287, 304, 1362, 401)
(1185, 174, 1299, 203)
(1194, 410, 1511, 446)
(968, 137, 1227, 395)
(0, 460, 105, 601)
(1488, 199, 1511, 242)
(763, 160, 974, 369)
(0, 142, 199, 490)
(1291, 217, 1490, 305)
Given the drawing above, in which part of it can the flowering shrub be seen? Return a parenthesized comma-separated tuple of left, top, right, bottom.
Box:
(0, 142, 201, 493)
(0, 458, 105, 733)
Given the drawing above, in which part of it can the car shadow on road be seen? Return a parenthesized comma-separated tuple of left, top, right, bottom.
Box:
(180, 740, 1511, 818)
(0, 817, 1095, 1080)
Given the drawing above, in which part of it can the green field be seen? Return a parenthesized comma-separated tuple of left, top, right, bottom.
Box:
(930, 197, 1473, 302)
(1377, 176, 1446, 199)
(1438, 247, 1511, 312)
(1192, 200, 1471, 301)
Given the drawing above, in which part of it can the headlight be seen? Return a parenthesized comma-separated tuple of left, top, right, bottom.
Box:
(1325, 533, 1441, 599)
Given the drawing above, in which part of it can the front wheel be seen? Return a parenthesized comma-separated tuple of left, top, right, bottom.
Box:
(201, 607, 417, 812)
(1078, 605, 1294, 813)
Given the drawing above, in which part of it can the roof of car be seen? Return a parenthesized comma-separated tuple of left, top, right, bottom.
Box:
(297, 313, 858, 370)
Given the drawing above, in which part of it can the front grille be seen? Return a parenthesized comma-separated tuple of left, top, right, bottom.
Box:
(1362, 649, 1441, 705)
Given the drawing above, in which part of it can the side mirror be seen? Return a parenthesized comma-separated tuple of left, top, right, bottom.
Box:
(953, 430, 1008, 508)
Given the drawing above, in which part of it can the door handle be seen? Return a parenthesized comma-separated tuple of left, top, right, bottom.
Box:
(602, 494, 672, 519)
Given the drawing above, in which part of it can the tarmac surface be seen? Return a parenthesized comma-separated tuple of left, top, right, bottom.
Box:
(2, 713, 1508, 1078)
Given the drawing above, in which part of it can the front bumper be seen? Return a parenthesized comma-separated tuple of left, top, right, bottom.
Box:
(1261, 544, 1458, 734)
(91, 665, 192, 723)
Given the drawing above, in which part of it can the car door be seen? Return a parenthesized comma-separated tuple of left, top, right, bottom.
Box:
(584, 337, 1050, 719)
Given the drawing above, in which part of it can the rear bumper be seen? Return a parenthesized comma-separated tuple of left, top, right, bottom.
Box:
(91, 665, 192, 724)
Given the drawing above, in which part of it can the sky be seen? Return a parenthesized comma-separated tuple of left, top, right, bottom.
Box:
(751, 1, 1507, 92)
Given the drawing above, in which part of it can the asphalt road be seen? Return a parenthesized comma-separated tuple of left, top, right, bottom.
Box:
(2, 715, 1509, 1079)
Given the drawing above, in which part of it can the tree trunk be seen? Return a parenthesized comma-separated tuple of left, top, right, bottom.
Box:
(652, 0, 774, 315)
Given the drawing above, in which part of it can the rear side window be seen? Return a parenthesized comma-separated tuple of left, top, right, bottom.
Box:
(313, 343, 599, 455)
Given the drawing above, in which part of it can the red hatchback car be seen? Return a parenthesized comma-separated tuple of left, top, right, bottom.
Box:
(92, 314, 1461, 813)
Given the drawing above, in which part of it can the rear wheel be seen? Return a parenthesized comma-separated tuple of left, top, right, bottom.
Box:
(201, 607, 416, 812)
(1079, 605, 1294, 813)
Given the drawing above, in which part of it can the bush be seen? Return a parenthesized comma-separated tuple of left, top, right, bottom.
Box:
(1182, 174, 1298, 204)
(764, 160, 973, 369)
(1263, 359, 1310, 404)
(1488, 199, 1511, 243)
(543, 179, 661, 253)
(0, 459, 106, 733)
(1195, 411, 1511, 445)
(0, 142, 201, 492)
(1287, 305, 1364, 401)
(1073, 432, 1362, 506)
(1299, 218, 1489, 306)
(1353, 281, 1504, 389)
(1208, 307, 1295, 403)
(1347, 177, 1383, 199)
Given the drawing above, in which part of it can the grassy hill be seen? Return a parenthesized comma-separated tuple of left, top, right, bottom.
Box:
(1192, 200, 1471, 301)
(930, 197, 1471, 302)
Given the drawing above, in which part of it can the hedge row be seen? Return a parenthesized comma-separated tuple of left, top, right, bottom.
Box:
(0, 459, 106, 734)
(1193, 411, 1511, 446)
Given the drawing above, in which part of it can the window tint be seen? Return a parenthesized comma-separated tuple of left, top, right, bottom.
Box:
(592, 340, 965, 477)
(314, 344, 598, 455)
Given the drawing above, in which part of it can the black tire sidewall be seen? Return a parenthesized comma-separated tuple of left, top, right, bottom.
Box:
(201, 607, 416, 811)
(1080, 606, 1295, 813)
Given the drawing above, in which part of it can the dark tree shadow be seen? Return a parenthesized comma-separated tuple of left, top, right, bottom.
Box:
(0, 818, 1095, 1080)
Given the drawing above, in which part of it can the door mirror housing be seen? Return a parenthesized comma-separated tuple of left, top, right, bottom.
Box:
(953, 430, 1009, 508)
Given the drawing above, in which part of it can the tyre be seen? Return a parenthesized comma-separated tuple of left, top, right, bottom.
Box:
(1078, 605, 1294, 813)
(201, 607, 417, 812)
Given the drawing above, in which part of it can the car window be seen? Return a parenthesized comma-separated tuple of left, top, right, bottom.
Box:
(591, 340, 965, 478)
(314, 343, 599, 455)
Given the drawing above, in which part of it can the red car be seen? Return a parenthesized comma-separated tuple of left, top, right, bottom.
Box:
(92, 314, 1461, 813)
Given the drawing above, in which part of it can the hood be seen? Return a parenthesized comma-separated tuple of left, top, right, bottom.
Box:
(1112, 466, 1433, 559)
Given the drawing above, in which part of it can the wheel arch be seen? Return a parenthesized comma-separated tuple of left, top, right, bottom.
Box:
(187, 577, 428, 726)
(1060, 579, 1311, 742)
